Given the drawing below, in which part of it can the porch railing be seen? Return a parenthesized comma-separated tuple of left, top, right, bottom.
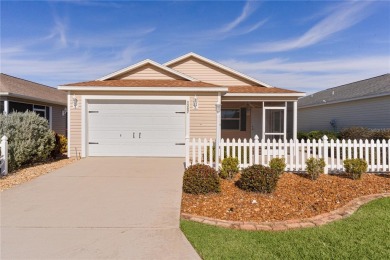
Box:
(185, 135, 390, 173)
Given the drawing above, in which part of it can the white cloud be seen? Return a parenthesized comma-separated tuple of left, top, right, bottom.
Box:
(220, 1, 261, 33)
(245, 1, 372, 53)
(220, 55, 390, 93)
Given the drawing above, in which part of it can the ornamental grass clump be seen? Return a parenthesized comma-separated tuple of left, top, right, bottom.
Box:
(237, 164, 279, 193)
(306, 157, 326, 180)
(183, 164, 221, 194)
(219, 157, 239, 179)
(0, 112, 55, 172)
(344, 158, 368, 180)
(269, 158, 286, 177)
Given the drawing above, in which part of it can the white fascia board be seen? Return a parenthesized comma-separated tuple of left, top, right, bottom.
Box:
(0, 92, 67, 106)
(97, 59, 198, 81)
(224, 93, 306, 97)
(58, 86, 229, 92)
(164, 52, 274, 88)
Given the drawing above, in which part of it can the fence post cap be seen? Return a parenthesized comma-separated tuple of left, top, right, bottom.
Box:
(322, 135, 328, 140)
(1, 135, 7, 141)
(254, 135, 259, 141)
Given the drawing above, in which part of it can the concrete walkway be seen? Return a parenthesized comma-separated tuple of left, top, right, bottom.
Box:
(1, 157, 200, 259)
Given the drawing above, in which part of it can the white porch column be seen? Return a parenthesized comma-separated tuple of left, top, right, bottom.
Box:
(215, 93, 222, 170)
(4, 100, 9, 115)
(293, 101, 297, 140)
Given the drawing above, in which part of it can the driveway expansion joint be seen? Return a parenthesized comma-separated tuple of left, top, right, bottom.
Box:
(181, 193, 390, 231)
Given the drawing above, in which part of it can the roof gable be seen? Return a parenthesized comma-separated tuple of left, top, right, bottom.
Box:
(165, 52, 273, 87)
(98, 59, 197, 81)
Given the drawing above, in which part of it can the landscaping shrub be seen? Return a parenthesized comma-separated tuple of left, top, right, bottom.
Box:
(51, 132, 67, 158)
(344, 158, 368, 180)
(339, 127, 371, 140)
(297, 130, 338, 141)
(305, 157, 325, 180)
(237, 164, 279, 193)
(219, 157, 239, 179)
(0, 112, 55, 172)
(183, 164, 220, 194)
(370, 129, 390, 140)
(269, 158, 286, 176)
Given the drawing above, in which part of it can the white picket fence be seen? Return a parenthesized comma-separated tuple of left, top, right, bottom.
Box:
(185, 135, 390, 173)
(0, 135, 8, 175)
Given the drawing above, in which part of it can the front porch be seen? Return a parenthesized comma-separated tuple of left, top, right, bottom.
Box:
(220, 99, 297, 141)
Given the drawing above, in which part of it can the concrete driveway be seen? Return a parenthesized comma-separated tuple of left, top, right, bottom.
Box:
(1, 157, 200, 259)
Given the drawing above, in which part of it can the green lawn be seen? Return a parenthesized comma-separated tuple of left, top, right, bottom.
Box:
(181, 198, 390, 260)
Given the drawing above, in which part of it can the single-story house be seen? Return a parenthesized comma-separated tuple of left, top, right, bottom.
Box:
(298, 74, 390, 132)
(58, 53, 304, 158)
(0, 73, 67, 136)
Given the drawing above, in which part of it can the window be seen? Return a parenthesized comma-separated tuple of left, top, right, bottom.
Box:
(8, 101, 51, 126)
(222, 109, 240, 130)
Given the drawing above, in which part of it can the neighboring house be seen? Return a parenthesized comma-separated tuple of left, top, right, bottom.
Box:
(0, 73, 67, 136)
(58, 53, 304, 157)
(298, 74, 390, 132)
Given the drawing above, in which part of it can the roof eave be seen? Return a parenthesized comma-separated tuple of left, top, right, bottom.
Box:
(58, 86, 229, 92)
(0, 92, 67, 106)
(224, 93, 306, 97)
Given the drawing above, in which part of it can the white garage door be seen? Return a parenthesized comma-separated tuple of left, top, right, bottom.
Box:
(87, 100, 186, 157)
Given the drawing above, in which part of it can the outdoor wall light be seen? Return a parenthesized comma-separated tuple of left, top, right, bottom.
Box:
(215, 104, 221, 113)
(62, 108, 67, 116)
(193, 95, 199, 110)
(72, 95, 78, 109)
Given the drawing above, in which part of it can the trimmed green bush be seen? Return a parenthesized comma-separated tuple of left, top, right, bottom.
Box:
(237, 164, 279, 193)
(269, 158, 286, 176)
(183, 164, 221, 194)
(344, 158, 368, 180)
(306, 157, 325, 180)
(219, 157, 239, 179)
(51, 132, 67, 158)
(0, 112, 55, 172)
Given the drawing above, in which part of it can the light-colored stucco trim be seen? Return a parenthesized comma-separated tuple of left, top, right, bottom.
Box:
(58, 86, 228, 92)
(80, 95, 190, 158)
(67, 92, 71, 157)
(164, 52, 274, 88)
(97, 59, 198, 81)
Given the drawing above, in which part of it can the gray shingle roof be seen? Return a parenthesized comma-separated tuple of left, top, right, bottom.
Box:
(0, 73, 66, 105)
(298, 74, 390, 108)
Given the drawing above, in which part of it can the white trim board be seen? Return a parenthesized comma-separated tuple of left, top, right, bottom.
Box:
(58, 86, 228, 92)
(224, 93, 305, 97)
(164, 52, 274, 88)
(97, 59, 198, 81)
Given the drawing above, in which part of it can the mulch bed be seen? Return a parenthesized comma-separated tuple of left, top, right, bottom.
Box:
(181, 173, 390, 222)
(0, 156, 76, 191)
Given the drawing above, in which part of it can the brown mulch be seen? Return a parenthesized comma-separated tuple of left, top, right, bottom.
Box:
(0, 156, 77, 191)
(181, 173, 390, 222)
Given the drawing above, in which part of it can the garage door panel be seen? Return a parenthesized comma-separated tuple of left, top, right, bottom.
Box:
(87, 100, 186, 157)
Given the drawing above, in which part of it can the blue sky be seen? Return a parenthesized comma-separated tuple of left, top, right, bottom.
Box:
(1, 0, 389, 93)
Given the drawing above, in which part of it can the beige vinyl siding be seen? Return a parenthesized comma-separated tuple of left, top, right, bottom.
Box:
(113, 64, 183, 80)
(168, 57, 254, 86)
(67, 91, 218, 157)
(69, 94, 82, 157)
(51, 105, 67, 136)
(221, 102, 251, 140)
(298, 96, 390, 132)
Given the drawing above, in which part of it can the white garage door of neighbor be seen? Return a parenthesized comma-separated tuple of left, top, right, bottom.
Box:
(87, 100, 186, 157)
